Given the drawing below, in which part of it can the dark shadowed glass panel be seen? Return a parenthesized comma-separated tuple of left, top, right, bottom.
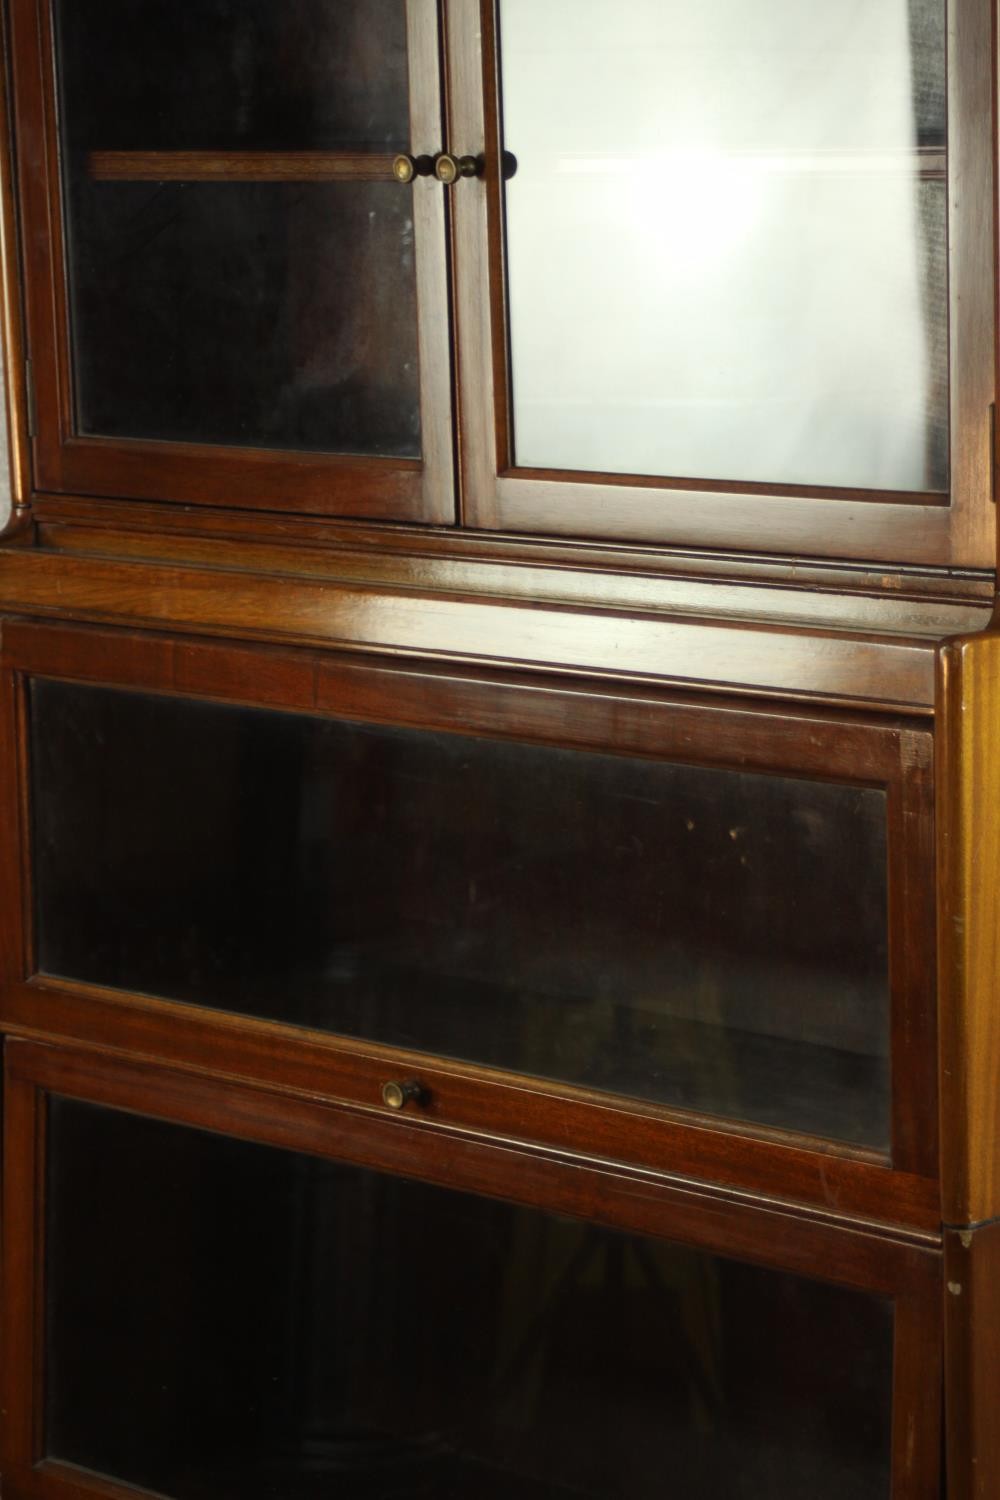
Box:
(500, 0, 948, 491)
(46, 1098, 895, 1500)
(54, 0, 420, 455)
(64, 181, 420, 454)
(55, 0, 410, 152)
(31, 681, 890, 1147)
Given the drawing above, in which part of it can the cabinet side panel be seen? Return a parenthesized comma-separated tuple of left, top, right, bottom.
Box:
(944, 1223, 1000, 1499)
(937, 632, 1000, 1224)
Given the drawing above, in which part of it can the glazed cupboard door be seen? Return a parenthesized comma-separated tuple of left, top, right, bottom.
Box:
(0, 621, 938, 1231)
(9, 0, 454, 520)
(450, 0, 997, 566)
(0, 1042, 942, 1500)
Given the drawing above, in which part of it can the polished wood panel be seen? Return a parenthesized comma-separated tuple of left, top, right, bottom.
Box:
(0, 0, 31, 512)
(892, 1274, 945, 1500)
(0, 616, 932, 767)
(29, 498, 995, 634)
(447, 0, 503, 527)
(491, 476, 962, 566)
(44, 442, 428, 517)
(1, 973, 941, 1231)
(947, 0, 998, 563)
(0, 548, 943, 712)
(21, 487, 995, 682)
(23, 493, 993, 588)
(937, 626, 1000, 1224)
(405, 0, 456, 524)
(0, 1048, 42, 1471)
(944, 1223, 1000, 1499)
(4, 1036, 941, 1298)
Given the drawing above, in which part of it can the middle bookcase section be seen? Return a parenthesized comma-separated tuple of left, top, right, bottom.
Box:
(29, 678, 892, 1152)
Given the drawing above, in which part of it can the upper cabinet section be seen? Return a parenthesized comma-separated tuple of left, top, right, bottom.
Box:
(8, 0, 998, 565)
(10, 0, 454, 520)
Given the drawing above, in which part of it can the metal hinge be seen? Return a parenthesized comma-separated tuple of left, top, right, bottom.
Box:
(24, 357, 36, 438)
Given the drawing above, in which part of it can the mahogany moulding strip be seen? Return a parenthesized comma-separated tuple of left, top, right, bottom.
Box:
(0, 549, 940, 711)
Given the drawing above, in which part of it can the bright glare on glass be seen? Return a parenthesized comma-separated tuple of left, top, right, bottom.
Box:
(500, 0, 948, 492)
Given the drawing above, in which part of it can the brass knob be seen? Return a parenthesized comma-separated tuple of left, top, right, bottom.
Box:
(382, 1080, 423, 1111)
(434, 152, 482, 184)
(392, 154, 433, 184)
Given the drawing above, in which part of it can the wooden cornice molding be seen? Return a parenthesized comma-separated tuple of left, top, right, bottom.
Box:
(0, 538, 977, 713)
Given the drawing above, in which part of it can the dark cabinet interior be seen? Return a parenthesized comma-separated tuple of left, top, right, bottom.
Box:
(63, 180, 421, 456)
(56, 0, 412, 152)
(56, 0, 420, 458)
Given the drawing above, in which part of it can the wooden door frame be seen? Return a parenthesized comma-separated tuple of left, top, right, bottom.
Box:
(447, 0, 997, 569)
(6, 0, 456, 523)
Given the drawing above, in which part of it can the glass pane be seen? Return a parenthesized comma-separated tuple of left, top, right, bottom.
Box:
(46, 1097, 895, 1500)
(55, 0, 411, 151)
(501, 0, 948, 492)
(31, 682, 891, 1149)
(65, 182, 420, 454)
(54, 0, 421, 457)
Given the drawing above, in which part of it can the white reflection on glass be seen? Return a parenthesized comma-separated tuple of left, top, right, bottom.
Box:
(501, 0, 948, 492)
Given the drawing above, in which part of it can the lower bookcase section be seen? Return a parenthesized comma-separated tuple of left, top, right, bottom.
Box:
(0, 1040, 942, 1500)
(42, 1097, 893, 1500)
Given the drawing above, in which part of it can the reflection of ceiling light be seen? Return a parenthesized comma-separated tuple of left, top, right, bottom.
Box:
(628, 149, 762, 275)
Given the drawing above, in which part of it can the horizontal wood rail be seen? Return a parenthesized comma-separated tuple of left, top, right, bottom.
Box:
(86, 150, 405, 183)
(83, 147, 948, 185)
(0, 545, 943, 711)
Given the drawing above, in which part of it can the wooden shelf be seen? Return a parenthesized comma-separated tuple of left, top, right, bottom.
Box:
(86, 149, 403, 183)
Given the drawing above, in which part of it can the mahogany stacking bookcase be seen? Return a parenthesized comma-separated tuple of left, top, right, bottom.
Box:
(0, 2, 995, 1497)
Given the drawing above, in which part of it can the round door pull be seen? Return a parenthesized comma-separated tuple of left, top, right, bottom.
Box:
(434, 152, 482, 184)
(382, 1080, 424, 1111)
(392, 153, 434, 184)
